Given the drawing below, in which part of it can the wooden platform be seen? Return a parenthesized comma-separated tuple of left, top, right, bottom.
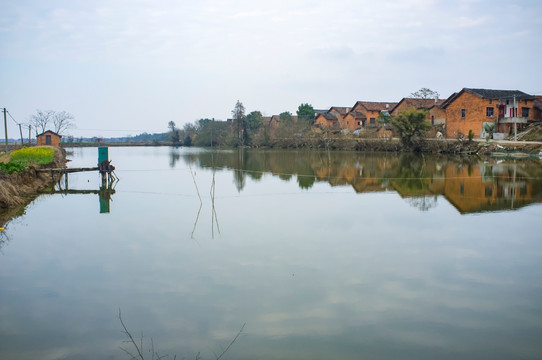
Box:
(36, 167, 99, 174)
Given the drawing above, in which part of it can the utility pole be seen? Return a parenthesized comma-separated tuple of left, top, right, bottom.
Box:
(3, 108, 8, 154)
(18, 123, 23, 146)
(513, 95, 517, 141)
(28, 125, 31, 145)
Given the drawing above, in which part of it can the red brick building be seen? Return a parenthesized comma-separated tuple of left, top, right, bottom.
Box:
(36, 130, 62, 146)
(443, 88, 540, 138)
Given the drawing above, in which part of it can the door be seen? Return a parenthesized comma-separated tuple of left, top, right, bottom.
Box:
(45, 135, 51, 145)
(498, 105, 505, 118)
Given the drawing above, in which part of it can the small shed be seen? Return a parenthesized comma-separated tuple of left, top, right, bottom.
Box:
(37, 130, 62, 147)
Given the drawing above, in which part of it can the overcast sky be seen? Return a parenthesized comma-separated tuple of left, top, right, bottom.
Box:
(1, 0, 541, 138)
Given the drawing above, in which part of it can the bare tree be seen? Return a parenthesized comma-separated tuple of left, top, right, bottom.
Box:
(30, 109, 55, 135)
(53, 111, 75, 134)
(30, 109, 75, 135)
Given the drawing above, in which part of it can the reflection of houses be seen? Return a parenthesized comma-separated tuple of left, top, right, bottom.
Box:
(37, 130, 62, 146)
(443, 88, 541, 138)
(443, 163, 542, 213)
(181, 150, 542, 214)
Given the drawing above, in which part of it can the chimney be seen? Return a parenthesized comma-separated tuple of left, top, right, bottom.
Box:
(434, 95, 438, 104)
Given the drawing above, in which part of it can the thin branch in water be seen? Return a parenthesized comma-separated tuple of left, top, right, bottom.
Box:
(189, 163, 202, 205)
(210, 165, 221, 238)
(119, 309, 145, 360)
(216, 323, 246, 360)
(191, 202, 203, 239)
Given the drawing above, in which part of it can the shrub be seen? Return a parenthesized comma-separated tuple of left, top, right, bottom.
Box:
(390, 109, 431, 147)
(0, 161, 27, 174)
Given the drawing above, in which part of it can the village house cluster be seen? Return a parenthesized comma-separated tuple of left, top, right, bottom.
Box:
(311, 88, 542, 139)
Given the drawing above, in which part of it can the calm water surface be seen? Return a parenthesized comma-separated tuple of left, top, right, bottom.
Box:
(1, 147, 542, 359)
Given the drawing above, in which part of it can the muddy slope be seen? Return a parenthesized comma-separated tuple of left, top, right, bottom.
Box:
(0, 147, 66, 210)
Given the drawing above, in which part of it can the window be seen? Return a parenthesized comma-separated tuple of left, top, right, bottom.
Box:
(460, 184, 464, 194)
(486, 107, 494, 117)
(370, 117, 376, 124)
(489, 99, 492, 104)
(461, 109, 466, 118)
(522, 107, 530, 118)
(485, 186, 493, 197)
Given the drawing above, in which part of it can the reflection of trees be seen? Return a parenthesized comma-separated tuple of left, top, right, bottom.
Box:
(169, 149, 180, 168)
(233, 169, 246, 192)
(177, 149, 542, 213)
(390, 154, 430, 195)
(297, 175, 316, 189)
(0, 230, 9, 252)
(407, 196, 438, 211)
(233, 149, 246, 192)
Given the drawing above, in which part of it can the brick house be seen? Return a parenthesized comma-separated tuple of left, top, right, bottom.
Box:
(351, 101, 397, 127)
(36, 130, 62, 146)
(314, 106, 351, 130)
(443, 88, 539, 138)
(390, 98, 447, 125)
(314, 112, 340, 129)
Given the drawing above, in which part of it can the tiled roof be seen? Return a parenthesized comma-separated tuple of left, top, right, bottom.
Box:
(391, 98, 446, 113)
(354, 101, 397, 111)
(329, 107, 350, 115)
(347, 111, 366, 120)
(37, 130, 62, 137)
(440, 92, 458, 108)
(463, 88, 534, 100)
(317, 112, 338, 121)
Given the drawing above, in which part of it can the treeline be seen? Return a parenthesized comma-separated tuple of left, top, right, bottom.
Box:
(167, 101, 316, 148)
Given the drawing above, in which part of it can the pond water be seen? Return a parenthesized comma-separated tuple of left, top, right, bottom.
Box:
(1, 146, 542, 360)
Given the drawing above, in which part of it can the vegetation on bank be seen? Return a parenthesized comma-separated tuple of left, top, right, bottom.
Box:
(1, 146, 64, 215)
(0, 147, 55, 174)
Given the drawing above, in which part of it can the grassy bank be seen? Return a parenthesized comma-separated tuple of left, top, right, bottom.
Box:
(0, 147, 55, 174)
(0, 146, 66, 225)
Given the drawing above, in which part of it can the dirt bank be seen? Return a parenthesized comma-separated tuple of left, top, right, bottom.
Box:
(0, 147, 66, 216)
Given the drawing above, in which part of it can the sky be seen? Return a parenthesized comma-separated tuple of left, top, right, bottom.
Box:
(1, 0, 541, 138)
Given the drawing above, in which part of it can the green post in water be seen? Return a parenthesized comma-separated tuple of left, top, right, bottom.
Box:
(99, 195, 110, 214)
(98, 147, 108, 165)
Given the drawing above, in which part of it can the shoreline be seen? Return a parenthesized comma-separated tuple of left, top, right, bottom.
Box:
(1, 140, 541, 227)
(61, 137, 542, 155)
(0, 147, 67, 227)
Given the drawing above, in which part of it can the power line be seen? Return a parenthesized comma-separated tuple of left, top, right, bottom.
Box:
(6, 110, 19, 125)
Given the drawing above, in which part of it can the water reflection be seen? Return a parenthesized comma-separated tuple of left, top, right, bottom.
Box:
(1, 147, 541, 360)
(175, 149, 542, 214)
(47, 175, 117, 214)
